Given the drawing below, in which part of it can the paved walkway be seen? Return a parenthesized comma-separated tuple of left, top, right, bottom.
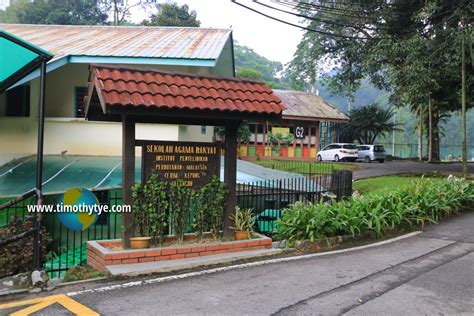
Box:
(2, 212, 473, 315)
(353, 161, 474, 180)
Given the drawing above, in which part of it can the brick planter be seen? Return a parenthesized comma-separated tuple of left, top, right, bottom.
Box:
(87, 234, 272, 272)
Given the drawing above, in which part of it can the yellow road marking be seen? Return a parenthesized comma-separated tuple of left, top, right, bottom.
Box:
(0, 294, 99, 315)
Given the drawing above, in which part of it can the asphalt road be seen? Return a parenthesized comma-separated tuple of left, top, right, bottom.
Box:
(352, 161, 474, 180)
(4, 212, 473, 315)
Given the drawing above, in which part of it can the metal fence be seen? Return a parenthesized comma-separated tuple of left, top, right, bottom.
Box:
(254, 160, 336, 176)
(0, 164, 352, 277)
(0, 188, 122, 278)
(236, 170, 353, 235)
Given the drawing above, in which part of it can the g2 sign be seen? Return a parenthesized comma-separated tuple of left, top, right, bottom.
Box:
(295, 126, 305, 139)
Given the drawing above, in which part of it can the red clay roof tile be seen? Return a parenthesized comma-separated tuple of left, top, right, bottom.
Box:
(91, 66, 285, 115)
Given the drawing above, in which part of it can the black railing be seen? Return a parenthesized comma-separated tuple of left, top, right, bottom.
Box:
(42, 188, 122, 278)
(0, 168, 352, 277)
(0, 188, 122, 278)
(237, 171, 353, 235)
(254, 160, 336, 176)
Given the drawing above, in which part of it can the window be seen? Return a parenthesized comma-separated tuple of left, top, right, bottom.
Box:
(75, 87, 87, 118)
(5, 85, 30, 117)
(374, 145, 385, 152)
(201, 126, 207, 134)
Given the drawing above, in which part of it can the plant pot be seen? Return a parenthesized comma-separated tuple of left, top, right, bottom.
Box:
(280, 147, 288, 157)
(130, 237, 151, 249)
(235, 231, 250, 240)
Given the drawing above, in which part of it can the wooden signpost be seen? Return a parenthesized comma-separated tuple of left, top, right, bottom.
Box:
(141, 140, 220, 189)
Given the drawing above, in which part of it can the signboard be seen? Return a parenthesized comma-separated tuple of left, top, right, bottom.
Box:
(295, 126, 305, 139)
(141, 140, 220, 189)
(272, 127, 290, 136)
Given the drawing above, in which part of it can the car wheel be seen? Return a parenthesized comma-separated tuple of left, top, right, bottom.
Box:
(379, 159, 385, 163)
(317, 155, 322, 162)
(365, 156, 371, 163)
(334, 154, 340, 162)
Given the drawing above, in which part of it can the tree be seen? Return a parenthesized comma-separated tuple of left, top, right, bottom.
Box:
(346, 103, 401, 145)
(234, 43, 283, 83)
(101, 0, 157, 25)
(236, 68, 264, 82)
(287, 0, 473, 161)
(142, 2, 200, 27)
(0, 0, 108, 25)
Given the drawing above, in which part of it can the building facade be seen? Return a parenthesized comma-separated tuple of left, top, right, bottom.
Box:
(0, 24, 234, 165)
(238, 90, 350, 160)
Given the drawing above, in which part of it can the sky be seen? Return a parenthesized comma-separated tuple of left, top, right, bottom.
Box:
(130, 0, 303, 65)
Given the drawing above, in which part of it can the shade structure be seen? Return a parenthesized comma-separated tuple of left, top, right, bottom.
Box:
(0, 28, 53, 269)
(0, 29, 53, 92)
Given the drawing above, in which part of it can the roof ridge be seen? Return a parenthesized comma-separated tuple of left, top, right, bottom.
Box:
(0, 23, 231, 32)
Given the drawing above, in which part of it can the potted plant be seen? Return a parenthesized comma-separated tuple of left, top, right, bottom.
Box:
(230, 206, 256, 240)
(130, 183, 151, 249)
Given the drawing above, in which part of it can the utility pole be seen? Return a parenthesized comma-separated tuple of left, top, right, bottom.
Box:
(392, 109, 396, 157)
(428, 98, 432, 162)
(461, 28, 467, 177)
(418, 106, 423, 161)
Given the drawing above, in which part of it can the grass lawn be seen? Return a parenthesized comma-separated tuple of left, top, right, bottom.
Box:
(353, 176, 445, 195)
(253, 160, 359, 175)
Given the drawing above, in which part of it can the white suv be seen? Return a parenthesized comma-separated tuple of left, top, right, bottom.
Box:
(317, 143, 358, 162)
(357, 144, 386, 163)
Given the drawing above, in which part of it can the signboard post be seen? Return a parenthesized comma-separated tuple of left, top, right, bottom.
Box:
(141, 140, 220, 189)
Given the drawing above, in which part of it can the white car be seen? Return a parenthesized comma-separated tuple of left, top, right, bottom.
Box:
(317, 143, 358, 162)
(357, 144, 386, 163)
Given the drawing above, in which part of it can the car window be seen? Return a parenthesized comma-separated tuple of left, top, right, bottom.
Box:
(374, 145, 385, 152)
(333, 144, 341, 149)
(322, 145, 331, 151)
(343, 144, 357, 149)
(358, 146, 367, 151)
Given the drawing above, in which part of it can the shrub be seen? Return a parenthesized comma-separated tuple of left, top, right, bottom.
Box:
(169, 181, 193, 243)
(0, 216, 50, 278)
(276, 177, 474, 245)
(193, 177, 228, 240)
(133, 174, 170, 245)
(132, 174, 228, 243)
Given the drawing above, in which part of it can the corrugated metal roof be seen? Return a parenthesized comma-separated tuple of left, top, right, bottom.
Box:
(89, 66, 285, 115)
(273, 89, 349, 121)
(0, 24, 231, 62)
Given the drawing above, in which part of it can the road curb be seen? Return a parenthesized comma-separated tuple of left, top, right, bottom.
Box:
(66, 231, 422, 297)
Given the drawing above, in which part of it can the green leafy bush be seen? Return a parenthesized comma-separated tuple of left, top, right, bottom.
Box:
(276, 177, 474, 245)
(132, 174, 170, 245)
(170, 181, 193, 243)
(193, 177, 228, 240)
(132, 175, 228, 243)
